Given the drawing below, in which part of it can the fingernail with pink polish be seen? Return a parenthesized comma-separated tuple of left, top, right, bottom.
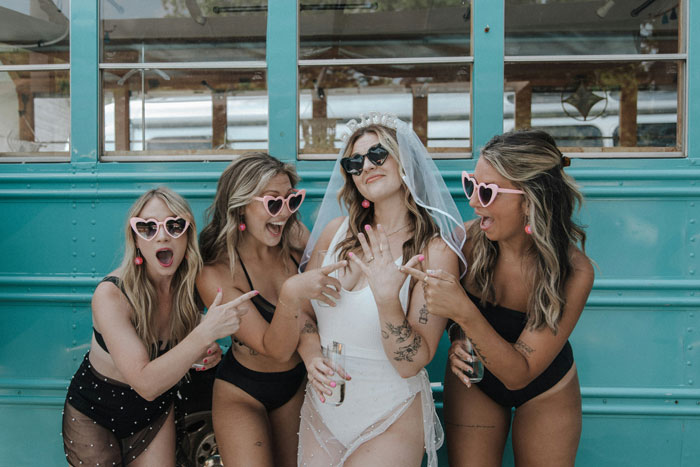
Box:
(203, 359, 208, 364)
(253, 290, 259, 295)
(320, 396, 325, 403)
(330, 381, 336, 388)
(348, 252, 354, 257)
(364, 224, 371, 231)
(418, 255, 425, 261)
(207, 349, 212, 355)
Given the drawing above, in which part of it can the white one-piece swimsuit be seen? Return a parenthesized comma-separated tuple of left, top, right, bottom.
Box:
(297, 218, 443, 467)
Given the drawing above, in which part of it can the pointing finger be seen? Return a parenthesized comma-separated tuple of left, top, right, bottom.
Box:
(320, 260, 347, 275)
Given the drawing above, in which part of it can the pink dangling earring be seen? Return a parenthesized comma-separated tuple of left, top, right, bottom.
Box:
(239, 223, 246, 232)
(134, 249, 143, 265)
(361, 199, 371, 209)
(524, 224, 533, 235)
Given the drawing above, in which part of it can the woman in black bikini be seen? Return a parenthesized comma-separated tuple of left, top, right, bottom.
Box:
(197, 152, 345, 467)
(403, 130, 594, 466)
(62, 187, 256, 466)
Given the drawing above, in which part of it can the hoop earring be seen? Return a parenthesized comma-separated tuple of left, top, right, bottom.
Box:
(361, 199, 371, 209)
(524, 224, 533, 235)
(134, 248, 144, 265)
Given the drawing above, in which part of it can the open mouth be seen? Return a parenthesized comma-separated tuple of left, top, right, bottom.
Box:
(266, 221, 285, 237)
(480, 216, 494, 231)
(156, 248, 174, 267)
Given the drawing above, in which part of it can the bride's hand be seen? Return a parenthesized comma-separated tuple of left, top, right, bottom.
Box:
(348, 224, 423, 304)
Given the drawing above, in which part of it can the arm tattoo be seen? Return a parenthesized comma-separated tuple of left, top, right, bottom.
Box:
(515, 339, 534, 356)
(418, 304, 429, 324)
(466, 334, 489, 365)
(384, 318, 412, 343)
(394, 333, 422, 362)
(301, 320, 318, 335)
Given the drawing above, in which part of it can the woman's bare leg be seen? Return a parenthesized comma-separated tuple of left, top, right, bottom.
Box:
(511, 366, 582, 467)
(212, 379, 274, 467)
(131, 407, 176, 467)
(268, 379, 305, 467)
(344, 395, 425, 467)
(443, 366, 511, 467)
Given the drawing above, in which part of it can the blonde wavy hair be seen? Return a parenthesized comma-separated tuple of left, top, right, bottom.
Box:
(119, 187, 202, 359)
(199, 152, 302, 278)
(468, 129, 587, 333)
(335, 124, 440, 266)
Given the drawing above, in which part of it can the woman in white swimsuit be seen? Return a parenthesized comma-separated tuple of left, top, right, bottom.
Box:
(296, 113, 467, 466)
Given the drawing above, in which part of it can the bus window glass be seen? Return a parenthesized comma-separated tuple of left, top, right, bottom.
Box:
(299, 0, 470, 60)
(103, 69, 267, 156)
(99, 0, 268, 158)
(504, 60, 679, 151)
(298, 64, 471, 157)
(0, 0, 70, 159)
(505, 0, 680, 56)
(101, 0, 267, 63)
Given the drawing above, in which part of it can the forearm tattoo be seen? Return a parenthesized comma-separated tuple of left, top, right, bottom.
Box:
(515, 339, 534, 356)
(418, 304, 429, 325)
(301, 320, 318, 335)
(383, 318, 412, 343)
(394, 333, 422, 362)
(466, 334, 489, 365)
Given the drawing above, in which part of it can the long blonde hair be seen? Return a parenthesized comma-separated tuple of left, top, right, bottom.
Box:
(468, 130, 586, 333)
(119, 187, 202, 359)
(199, 152, 301, 277)
(335, 124, 440, 265)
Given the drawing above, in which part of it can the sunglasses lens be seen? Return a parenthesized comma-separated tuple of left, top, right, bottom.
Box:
(463, 177, 474, 198)
(165, 218, 187, 237)
(367, 145, 389, 166)
(288, 193, 303, 212)
(136, 221, 157, 240)
(267, 199, 284, 215)
(479, 186, 494, 206)
(341, 156, 363, 175)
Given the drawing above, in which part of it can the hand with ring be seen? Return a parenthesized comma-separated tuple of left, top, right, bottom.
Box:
(347, 224, 424, 304)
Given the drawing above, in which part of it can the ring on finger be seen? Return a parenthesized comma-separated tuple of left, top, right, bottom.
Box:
(423, 275, 429, 284)
(367, 256, 375, 263)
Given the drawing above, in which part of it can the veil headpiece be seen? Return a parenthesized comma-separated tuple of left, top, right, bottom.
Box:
(300, 113, 467, 277)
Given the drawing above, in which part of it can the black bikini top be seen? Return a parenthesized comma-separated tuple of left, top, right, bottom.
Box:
(93, 276, 167, 356)
(238, 252, 299, 324)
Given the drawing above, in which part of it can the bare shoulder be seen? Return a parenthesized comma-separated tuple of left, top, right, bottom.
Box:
(92, 272, 131, 324)
(198, 260, 242, 290)
(566, 246, 595, 296)
(316, 216, 347, 249)
(570, 247, 594, 280)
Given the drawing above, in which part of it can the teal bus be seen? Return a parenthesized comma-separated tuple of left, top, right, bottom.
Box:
(1, 1, 698, 465)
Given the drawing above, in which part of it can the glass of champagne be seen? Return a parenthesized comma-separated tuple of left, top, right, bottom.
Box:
(323, 341, 346, 405)
(453, 325, 484, 383)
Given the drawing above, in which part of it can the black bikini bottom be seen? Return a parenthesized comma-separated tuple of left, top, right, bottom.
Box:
(215, 347, 306, 411)
(476, 341, 574, 408)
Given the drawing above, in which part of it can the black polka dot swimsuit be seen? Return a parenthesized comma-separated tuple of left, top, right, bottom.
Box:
(62, 276, 179, 466)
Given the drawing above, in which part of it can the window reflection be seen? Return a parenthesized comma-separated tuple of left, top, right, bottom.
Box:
(103, 69, 267, 154)
(505, 0, 680, 55)
(299, 64, 470, 156)
(300, 0, 471, 60)
(0, 70, 70, 155)
(101, 0, 267, 63)
(504, 61, 679, 149)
